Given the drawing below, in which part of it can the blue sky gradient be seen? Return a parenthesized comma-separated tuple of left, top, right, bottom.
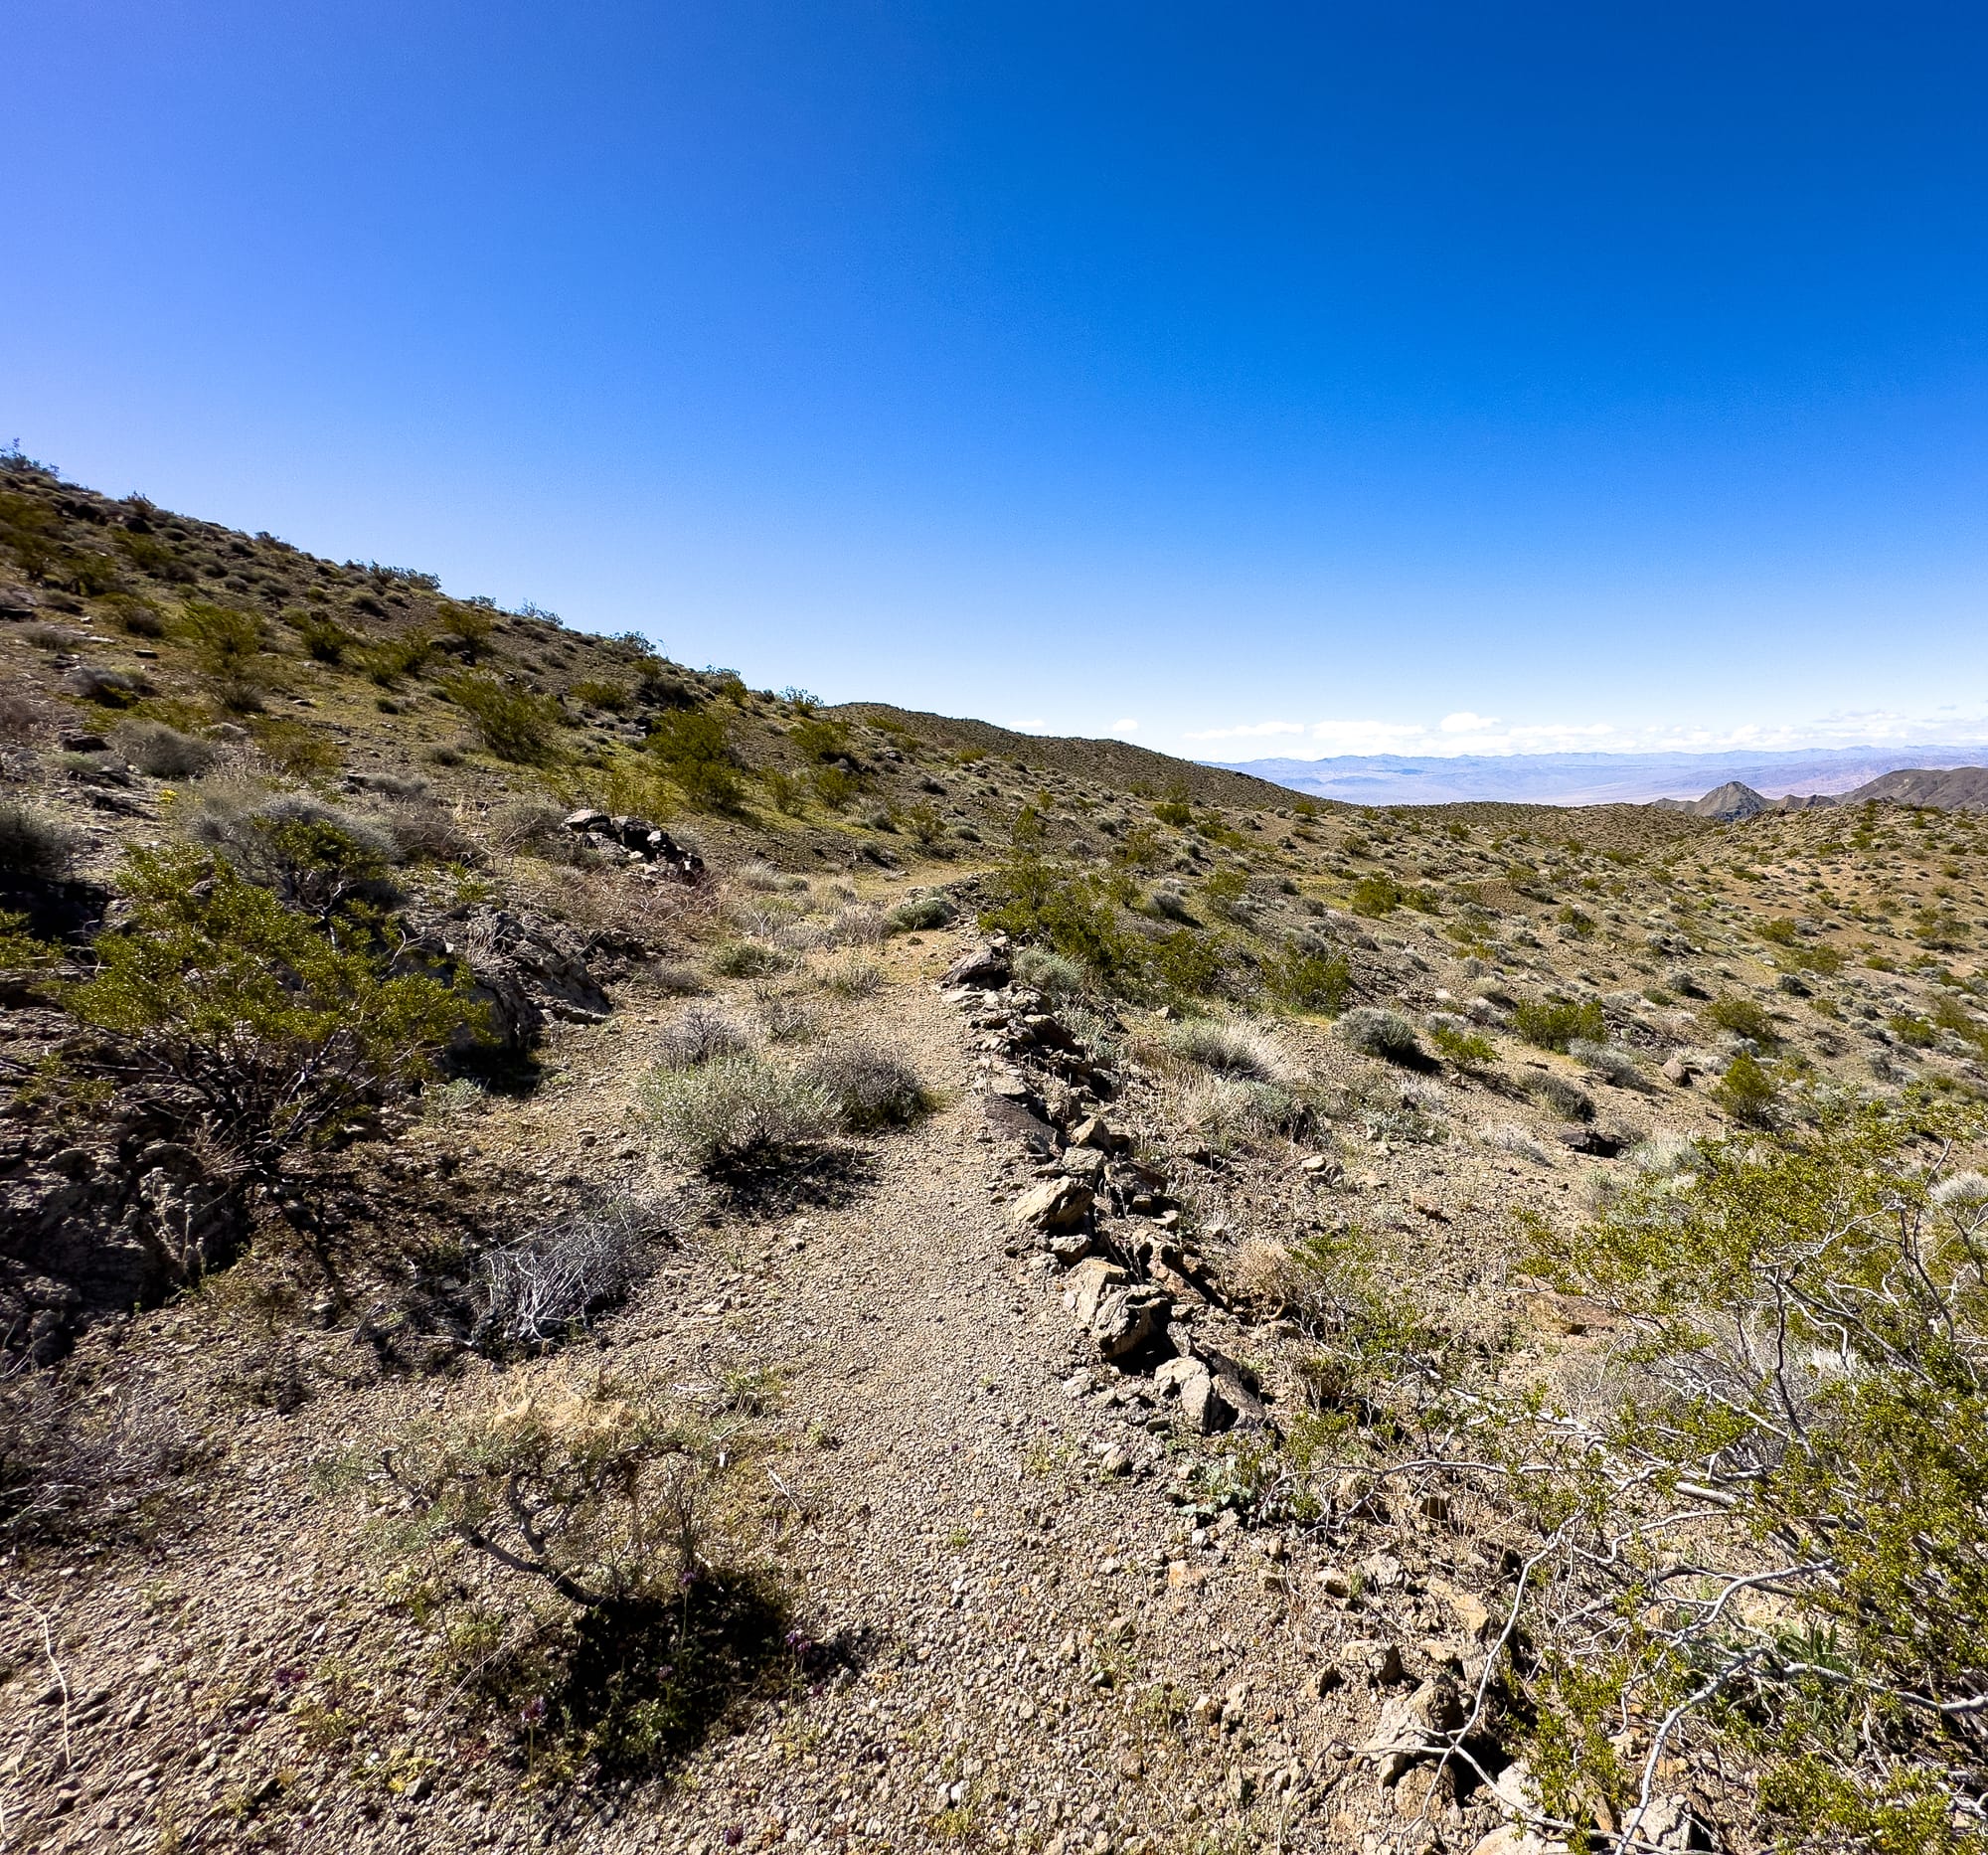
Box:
(8, 4, 1988, 759)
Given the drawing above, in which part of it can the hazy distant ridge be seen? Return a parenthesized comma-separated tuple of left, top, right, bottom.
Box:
(1209, 745, 1988, 807)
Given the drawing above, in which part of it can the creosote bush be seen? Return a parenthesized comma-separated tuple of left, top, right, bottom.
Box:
(445, 674, 565, 764)
(1705, 991, 1780, 1047)
(1712, 1049, 1780, 1125)
(1481, 1096, 1988, 1851)
(646, 707, 740, 809)
(1511, 994, 1607, 1052)
(66, 845, 479, 1183)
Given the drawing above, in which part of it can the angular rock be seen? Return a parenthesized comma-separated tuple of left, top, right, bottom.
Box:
(1361, 1677, 1463, 1784)
(1068, 1115, 1127, 1153)
(1152, 1355, 1203, 1396)
(1340, 1638, 1406, 1686)
(983, 1093, 1058, 1155)
(1045, 1226, 1094, 1265)
(1090, 1283, 1172, 1362)
(1177, 1364, 1234, 1433)
(1058, 1146, 1107, 1186)
(1012, 1179, 1092, 1234)
(1066, 1259, 1127, 1326)
(943, 943, 1011, 989)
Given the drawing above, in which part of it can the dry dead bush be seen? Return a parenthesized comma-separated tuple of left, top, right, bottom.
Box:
(475, 1194, 664, 1352)
(654, 1004, 752, 1070)
(0, 1365, 205, 1544)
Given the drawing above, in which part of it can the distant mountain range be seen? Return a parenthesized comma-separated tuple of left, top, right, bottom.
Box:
(1206, 745, 1988, 807)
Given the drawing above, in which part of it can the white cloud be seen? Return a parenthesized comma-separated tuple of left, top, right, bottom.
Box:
(1439, 710, 1500, 734)
(1182, 719, 1308, 742)
(1306, 718, 1440, 753)
(1109, 718, 1139, 735)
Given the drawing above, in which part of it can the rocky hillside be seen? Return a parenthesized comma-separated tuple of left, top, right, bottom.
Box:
(3, 455, 1988, 1855)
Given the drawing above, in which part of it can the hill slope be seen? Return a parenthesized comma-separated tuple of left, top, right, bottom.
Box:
(3, 458, 1988, 1855)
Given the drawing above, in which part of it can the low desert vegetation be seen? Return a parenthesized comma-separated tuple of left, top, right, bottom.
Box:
(6, 458, 1988, 1850)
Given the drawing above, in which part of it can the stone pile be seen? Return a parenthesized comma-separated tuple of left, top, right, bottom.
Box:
(941, 938, 1265, 1438)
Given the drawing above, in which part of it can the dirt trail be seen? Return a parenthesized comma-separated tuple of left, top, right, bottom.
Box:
(0, 956, 1462, 1855)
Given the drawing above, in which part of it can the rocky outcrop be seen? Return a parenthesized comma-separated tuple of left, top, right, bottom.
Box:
(560, 810, 705, 880)
(399, 905, 613, 1059)
(0, 1093, 243, 1367)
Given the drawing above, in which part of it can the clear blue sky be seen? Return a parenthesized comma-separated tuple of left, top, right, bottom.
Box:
(9, 3, 1988, 759)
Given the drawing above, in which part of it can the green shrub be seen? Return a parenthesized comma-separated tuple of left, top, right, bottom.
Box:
(445, 674, 565, 764)
(895, 800, 947, 849)
(809, 764, 858, 811)
(1555, 904, 1596, 938)
(571, 679, 629, 713)
(759, 767, 806, 816)
(248, 715, 342, 777)
(1705, 992, 1779, 1046)
(0, 909, 59, 969)
(1504, 1097, 1988, 1849)
(789, 715, 852, 762)
(1428, 1021, 1496, 1072)
(435, 602, 494, 660)
(1712, 1051, 1779, 1125)
(1348, 873, 1404, 918)
(112, 528, 195, 583)
(1146, 927, 1223, 997)
(982, 839, 1139, 988)
(179, 598, 267, 706)
(1512, 994, 1607, 1052)
(291, 609, 354, 663)
(359, 629, 435, 686)
(886, 892, 954, 933)
(1266, 944, 1351, 1013)
(66, 847, 478, 1179)
(105, 592, 166, 637)
(1152, 797, 1193, 828)
(709, 939, 787, 978)
(646, 708, 739, 808)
